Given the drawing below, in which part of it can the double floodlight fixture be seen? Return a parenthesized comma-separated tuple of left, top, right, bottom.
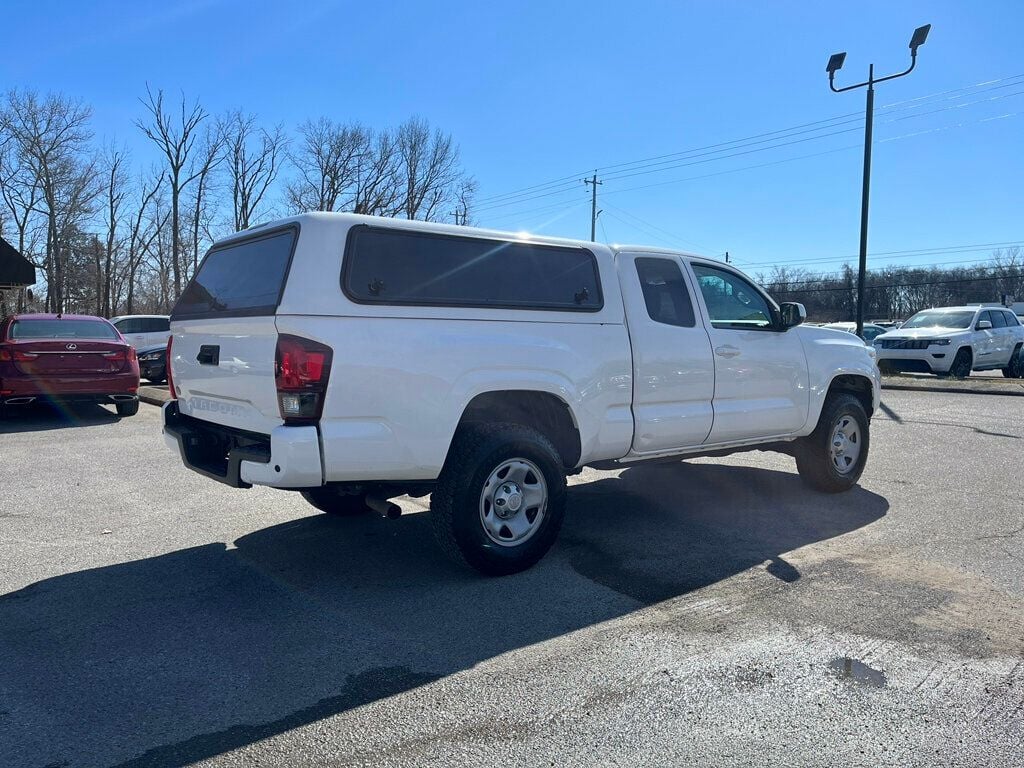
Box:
(827, 23, 931, 90)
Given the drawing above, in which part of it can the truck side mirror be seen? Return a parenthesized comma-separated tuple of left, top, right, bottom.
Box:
(976, 319, 992, 330)
(779, 302, 806, 330)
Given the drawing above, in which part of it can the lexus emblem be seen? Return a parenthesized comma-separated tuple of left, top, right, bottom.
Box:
(66, 343, 77, 350)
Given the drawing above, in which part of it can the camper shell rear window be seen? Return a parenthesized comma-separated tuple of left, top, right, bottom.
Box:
(173, 226, 298, 320)
(342, 225, 603, 312)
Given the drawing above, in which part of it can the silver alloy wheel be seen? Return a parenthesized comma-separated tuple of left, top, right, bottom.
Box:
(479, 457, 548, 547)
(829, 415, 862, 474)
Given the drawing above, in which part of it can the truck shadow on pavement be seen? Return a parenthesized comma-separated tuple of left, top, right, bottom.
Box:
(0, 464, 887, 768)
(0, 401, 121, 434)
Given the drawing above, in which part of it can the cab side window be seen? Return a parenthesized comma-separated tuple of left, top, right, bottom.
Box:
(989, 310, 1007, 329)
(634, 258, 695, 328)
(691, 264, 774, 329)
(978, 311, 994, 328)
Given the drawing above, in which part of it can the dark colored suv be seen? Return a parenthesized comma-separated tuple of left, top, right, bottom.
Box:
(0, 314, 140, 416)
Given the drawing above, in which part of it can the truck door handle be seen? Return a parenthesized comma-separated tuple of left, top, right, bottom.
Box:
(196, 345, 220, 365)
(715, 345, 740, 358)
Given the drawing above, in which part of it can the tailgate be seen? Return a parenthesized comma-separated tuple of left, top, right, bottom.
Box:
(169, 225, 298, 435)
(171, 316, 282, 434)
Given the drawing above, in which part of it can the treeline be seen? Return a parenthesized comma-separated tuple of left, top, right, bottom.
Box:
(758, 247, 1024, 322)
(0, 88, 476, 317)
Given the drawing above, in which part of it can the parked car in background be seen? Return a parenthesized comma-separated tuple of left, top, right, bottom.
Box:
(162, 212, 880, 575)
(110, 315, 171, 349)
(821, 322, 889, 342)
(0, 313, 140, 416)
(874, 306, 1024, 379)
(137, 342, 167, 384)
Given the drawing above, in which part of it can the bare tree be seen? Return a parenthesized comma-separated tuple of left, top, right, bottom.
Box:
(135, 85, 210, 300)
(352, 129, 401, 216)
(453, 176, 478, 225)
(4, 90, 98, 312)
(123, 170, 165, 314)
(222, 110, 288, 230)
(98, 145, 128, 316)
(286, 118, 367, 213)
(0, 135, 43, 312)
(185, 125, 222, 277)
(396, 117, 463, 221)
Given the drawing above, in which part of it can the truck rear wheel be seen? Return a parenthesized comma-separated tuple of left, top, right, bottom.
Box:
(300, 487, 372, 516)
(431, 422, 566, 576)
(795, 393, 870, 493)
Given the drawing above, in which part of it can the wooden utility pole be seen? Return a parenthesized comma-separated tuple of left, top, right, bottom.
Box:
(582, 173, 602, 241)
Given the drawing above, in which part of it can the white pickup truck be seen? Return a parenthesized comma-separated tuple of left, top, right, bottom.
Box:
(163, 213, 880, 575)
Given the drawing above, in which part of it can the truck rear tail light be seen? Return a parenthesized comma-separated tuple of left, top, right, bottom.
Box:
(166, 336, 177, 400)
(275, 334, 333, 424)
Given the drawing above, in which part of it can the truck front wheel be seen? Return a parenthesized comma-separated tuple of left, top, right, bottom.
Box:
(431, 422, 567, 576)
(795, 393, 870, 493)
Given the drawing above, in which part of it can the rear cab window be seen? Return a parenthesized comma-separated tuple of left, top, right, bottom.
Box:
(342, 226, 603, 312)
(634, 257, 695, 327)
(9, 319, 119, 340)
(174, 227, 298, 319)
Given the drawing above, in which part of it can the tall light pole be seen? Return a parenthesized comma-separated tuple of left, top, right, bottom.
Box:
(827, 24, 931, 336)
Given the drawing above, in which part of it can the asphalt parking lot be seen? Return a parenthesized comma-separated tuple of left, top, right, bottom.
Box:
(1, 392, 1022, 768)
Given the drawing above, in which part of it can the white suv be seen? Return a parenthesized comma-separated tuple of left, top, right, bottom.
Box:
(110, 315, 171, 350)
(162, 213, 880, 575)
(874, 306, 1024, 379)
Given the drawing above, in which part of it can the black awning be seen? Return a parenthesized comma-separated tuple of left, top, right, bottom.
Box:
(0, 236, 35, 288)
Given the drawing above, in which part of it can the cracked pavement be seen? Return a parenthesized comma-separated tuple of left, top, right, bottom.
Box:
(1, 390, 1022, 767)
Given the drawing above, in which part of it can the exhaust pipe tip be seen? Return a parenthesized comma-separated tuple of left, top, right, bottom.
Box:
(365, 496, 402, 520)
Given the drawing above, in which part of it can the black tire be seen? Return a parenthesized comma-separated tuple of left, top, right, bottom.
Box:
(431, 422, 567, 576)
(1002, 344, 1023, 379)
(795, 393, 870, 493)
(116, 398, 139, 417)
(948, 347, 972, 379)
(300, 487, 372, 516)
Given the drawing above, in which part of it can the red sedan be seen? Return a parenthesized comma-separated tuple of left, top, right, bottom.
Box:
(0, 313, 140, 416)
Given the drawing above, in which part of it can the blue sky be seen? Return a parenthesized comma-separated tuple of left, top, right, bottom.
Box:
(6, 0, 1023, 276)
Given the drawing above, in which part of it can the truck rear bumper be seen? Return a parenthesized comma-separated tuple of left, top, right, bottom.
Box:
(162, 401, 322, 489)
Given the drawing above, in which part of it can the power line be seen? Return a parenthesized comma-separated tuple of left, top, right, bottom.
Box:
(473, 72, 1024, 209)
(481, 194, 589, 224)
(600, 202, 717, 253)
(779, 270, 1022, 295)
(474, 88, 1024, 215)
(737, 240, 1024, 270)
(599, 107, 1022, 201)
(595, 89, 1024, 187)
